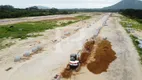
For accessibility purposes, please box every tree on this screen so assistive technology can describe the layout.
[0,5,14,10]
[60,10,69,14]
[26,6,39,10]
[49,8,59,14]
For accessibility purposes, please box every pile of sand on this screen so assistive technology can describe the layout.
[61,39,116,78]
[61,68,72,78]
[80,40,95,65]
[84,40,95,52]
[87,40,116,74]
[80,51,90,65]
[61,40,95,78]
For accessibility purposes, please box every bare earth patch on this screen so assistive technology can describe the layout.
[61,39,96,79]
[49,17,77,21]
[87,40,117,74]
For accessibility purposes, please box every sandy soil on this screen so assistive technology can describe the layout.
[132,30,142,38]
[63,13,142,80]
[0,14,81,25]
[0,13,103,80]
[0,13,142,80]
[96,13,142,80]
[7,14,108,80]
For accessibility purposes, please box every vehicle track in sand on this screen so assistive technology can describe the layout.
[97,13,142,80]
[68,13,142,80]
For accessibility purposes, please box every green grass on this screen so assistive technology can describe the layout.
[120,16,142,63]
[0,15,91,50]
[120,16,142,30]
[0,21,58,39]
[75,15,91,20]
[130,35,142,63]
[60,15,91,26]
[0,15,91,39]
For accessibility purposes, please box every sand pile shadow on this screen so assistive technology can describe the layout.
[87,40,116,74]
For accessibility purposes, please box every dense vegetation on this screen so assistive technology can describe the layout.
[120,9,142,23]
[0,5,75,19]
[130,35,142,63]
[0,5,123,19]
[120,9,142,30]
[120,9,142,19]
[62,8,119,12]
[120,16,142,30]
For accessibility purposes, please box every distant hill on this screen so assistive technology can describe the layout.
[26,6,49,10]
[36,6,49,9]
[103,0,142,9]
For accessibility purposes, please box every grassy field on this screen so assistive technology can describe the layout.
[0,15,90,39]
[0,21,57,39]
[120,16,142,63]
[0,15,91,50]
[75,15,91,20]
[120,16,142,30]
[130,35,142,63]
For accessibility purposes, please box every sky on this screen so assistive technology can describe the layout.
[0,0,122,9]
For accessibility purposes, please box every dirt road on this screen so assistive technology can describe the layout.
[0,14,81,25]
[0,13,142,80]
[7,14,109,80]
[0,13,103,80]
[98,14,142,80]
[74,14,142,80]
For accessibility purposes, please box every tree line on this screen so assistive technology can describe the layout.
[120,9,142,23]
[120,9,142,19]
[0,5,74,19]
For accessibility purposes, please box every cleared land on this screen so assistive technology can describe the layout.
[0,14,80,25]
[0,15,90,50]
[120,16,142,63]
[0,13,142,80]
[0,12,102,80]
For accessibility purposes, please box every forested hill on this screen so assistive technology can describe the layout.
[103,0,142,9]
[120,9,142,23]
[0,5,74,19]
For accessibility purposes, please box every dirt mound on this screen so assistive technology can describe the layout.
[87,40,116,74]
[80,51,90,65]
[84,40,95,52]
[61,40,95,78]
[80,40,95,65]
[61,66,73,78]
[61,70,72,79]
